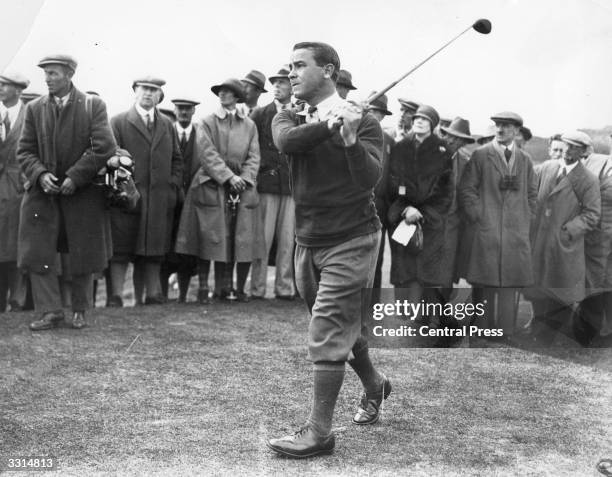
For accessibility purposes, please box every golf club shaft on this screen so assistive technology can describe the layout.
[366,24,474,104]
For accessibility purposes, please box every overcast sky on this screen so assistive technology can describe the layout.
[3,0,612,136]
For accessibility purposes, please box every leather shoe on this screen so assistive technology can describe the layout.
[144,294,166,305]
[29,311,65,331]
[352,375,392,425]
[236,291,250,303]
[197,289,212,305]
[71,311,86,329]
[106,295,123,308]
[275,294,295,301]
[267,426,334,458]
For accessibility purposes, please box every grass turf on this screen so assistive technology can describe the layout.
[1,298,611,476]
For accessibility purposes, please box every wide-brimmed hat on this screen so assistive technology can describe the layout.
[366,91,392,116]
[37,54,78,72]
[440,117,475,143]
[211,78,246,103]
[490,111,523,127]
[0,72,30,89]
[519,126,532,141]
[476,124,497,145]
[561,130,592,148]
[336,69,356,90]
[241,70,267,92]
[412,105,440,129]
[268,67,290,83]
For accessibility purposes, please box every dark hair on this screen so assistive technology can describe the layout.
[519,126,532,141]
[293,42,341,82]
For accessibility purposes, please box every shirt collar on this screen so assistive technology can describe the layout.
[175,122,193,136]
[135,103,155,118]
[560,160,579,174]
[274,99,291,113]
[494,139,514,151]
[308,91,345,121]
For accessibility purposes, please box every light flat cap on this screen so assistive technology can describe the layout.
[171,98,200,107]
[37,54,78,71]
[561,130,592,148]
[398,98,420,113]
[490,111,523,127]
[132,76,166,90]
[0,72,30,89]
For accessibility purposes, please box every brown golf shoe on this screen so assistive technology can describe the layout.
[267,426,335,458]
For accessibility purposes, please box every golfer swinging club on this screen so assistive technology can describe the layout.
[268,41,390,458]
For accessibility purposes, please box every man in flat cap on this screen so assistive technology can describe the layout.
[528,131,600,345]
[0,72,30,312]
[159,97,201,303]
[574,139,612,346]
[240,70,267,116]
[459,111,537,342]
[17,55,117,330]
[335,69,356,100]
[250,67,296,300]
[395,98,419,141]
[108,77,182,306]
[268,41,389,458]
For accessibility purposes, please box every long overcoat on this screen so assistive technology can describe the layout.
[458,141,537,287]
[175,107,261,262]
[17,87,116,275]
[581,154,612,291]
[0,101,26,262]
[530,160,601,304]
[385,133,453,286]
[110,106,183,257]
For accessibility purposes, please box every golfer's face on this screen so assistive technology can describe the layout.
[136,86,161,110]
[289,49,326,102]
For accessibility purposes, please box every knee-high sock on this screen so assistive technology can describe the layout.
[198,259,211,291]
[110,262,128,298]
[348,343,383,396]
[307,362,345,436]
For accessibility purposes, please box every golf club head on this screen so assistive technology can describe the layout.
[473,18,492,34]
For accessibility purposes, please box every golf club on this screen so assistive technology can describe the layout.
[366,19,492,104]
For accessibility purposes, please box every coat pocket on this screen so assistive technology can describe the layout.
[196,180,220,207]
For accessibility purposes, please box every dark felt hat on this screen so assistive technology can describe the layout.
[440,117,475,143]
[241,70,267,92]
[412,104,440,129]
[336,69,356,90]
[268,67,290,83]
[366,91,392,116]
[211,78,246,103]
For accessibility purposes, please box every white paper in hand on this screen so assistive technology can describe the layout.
[391,221,417,246]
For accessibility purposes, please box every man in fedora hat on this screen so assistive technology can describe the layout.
[0,72,30,312]
[529,131,600,345]
[436,117,475,345]
[240,69,267,116]
[268,41,390,458]
[366,91,393,306]
[108,76,183,307]
[335,69,356,100]
[18,55,117,330]
[159,97,201,303]
[395,98,419,141]
[459,111,537,342]
[250,67,296,300]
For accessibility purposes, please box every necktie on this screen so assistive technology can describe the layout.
[55,97,63,118]
[146,114,152,131]
[180,131,187,151]
[3,113,10,135]
[556,167,566,185]
[504,147,512,163]
[307,105,318,122]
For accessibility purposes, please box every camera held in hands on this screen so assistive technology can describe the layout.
[94,149,140,210]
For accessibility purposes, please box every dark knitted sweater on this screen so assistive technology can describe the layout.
[272,109,382,247]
